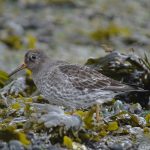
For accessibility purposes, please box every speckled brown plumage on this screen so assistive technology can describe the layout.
[10,49,134,109]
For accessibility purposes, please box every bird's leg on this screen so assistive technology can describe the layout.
[96,103,100,122]
[96,103,103,123]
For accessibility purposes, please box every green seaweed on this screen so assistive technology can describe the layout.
[1,35,22,49]
[107,121,119,131]
[90,23,131,41]
[63,135,73,149]
[145,114,150,127]
[0,126,30,145]
[26,34,37,49]
[0,70,9,87]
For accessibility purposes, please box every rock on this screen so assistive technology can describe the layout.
[9,140,24,150]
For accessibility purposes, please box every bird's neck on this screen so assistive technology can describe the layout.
[31,57,48,74]
[32,59,55,75]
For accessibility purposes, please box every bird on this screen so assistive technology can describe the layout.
[9,49,135,120]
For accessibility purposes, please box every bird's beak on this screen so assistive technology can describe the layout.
[9,63,27,77]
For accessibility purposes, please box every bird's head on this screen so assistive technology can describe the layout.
[9,49,48,77]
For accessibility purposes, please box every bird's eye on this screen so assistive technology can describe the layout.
[30,54,37,61]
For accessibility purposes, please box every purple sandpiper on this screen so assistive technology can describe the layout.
[9,49,134,114]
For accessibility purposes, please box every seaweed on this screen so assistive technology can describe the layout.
[0,51,150,149]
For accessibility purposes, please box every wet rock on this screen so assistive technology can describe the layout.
[30,104,82,130]
[37,105,82,130]
[26,132,65,150]
[129,127,144,137]
[137,137,150,150]
[5,21,24,36]
[109,143,123,150]
[9,140,24,150]
[113,100,124,114]
[72,142,87,150]
[0,77,26,105]
[131,114,146,127]
[129,103,142,114]
[0,141,9,150]
[0,1,150,149]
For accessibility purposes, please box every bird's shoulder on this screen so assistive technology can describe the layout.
[57,63,126,91]
[58,64,105,79]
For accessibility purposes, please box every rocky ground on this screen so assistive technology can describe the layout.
[0,0,150,71]
[0,0,150,150]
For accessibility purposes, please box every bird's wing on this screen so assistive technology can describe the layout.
[59,64,131,92]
